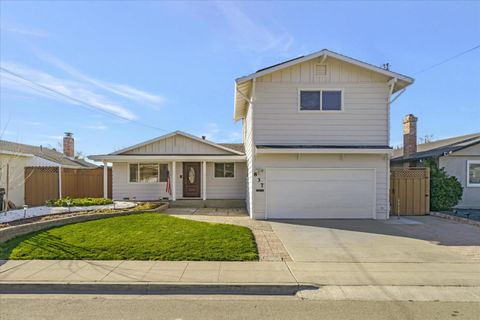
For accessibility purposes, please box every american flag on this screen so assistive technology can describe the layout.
[166,170,171,195]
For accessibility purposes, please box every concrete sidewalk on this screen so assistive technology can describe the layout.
[1,260,479,287]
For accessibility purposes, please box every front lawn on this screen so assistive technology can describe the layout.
[0,213,258,261]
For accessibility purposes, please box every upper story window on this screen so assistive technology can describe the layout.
[467,160,480,187]
[299,90,342,111]
[129,163,168,183]
[214,163,235,178]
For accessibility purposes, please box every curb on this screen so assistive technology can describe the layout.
[0,282,318,295]
[430,211,480,228]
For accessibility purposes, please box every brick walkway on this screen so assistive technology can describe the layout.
[165,208,292,261]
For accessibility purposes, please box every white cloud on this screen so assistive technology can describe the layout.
[1,24,50,37]
[213,2,294,55]
[37,52,165,109]
[0,62,137,120]
[202,122,221,140]
[83,124,108,130]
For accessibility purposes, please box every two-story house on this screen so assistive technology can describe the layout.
[90,49,414,220]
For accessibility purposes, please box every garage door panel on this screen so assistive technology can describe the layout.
[266,168,375,219]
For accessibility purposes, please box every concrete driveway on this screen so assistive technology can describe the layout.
[270,216,480,263]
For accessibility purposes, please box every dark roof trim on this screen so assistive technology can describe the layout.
[392,140,480,162]
[257,145,392,149]
[256,56,305,73]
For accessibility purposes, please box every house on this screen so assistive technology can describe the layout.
[90,49,414,220]
[0,132,95,208]
[392,115,480,209]
[89,131,247,205]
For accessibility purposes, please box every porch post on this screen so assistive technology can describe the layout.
[172,161,176,201]
[202,161,207,201]
[58,166,62,199]
[103,161,108,199]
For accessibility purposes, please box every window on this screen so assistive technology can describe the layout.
[299,90,342,111]
[129,163,168,183]
[214,163,235,178]
[467,160,480,187]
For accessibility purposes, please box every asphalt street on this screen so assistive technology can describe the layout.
[1,294,479,320]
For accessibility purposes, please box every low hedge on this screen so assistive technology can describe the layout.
[47,197,114,207]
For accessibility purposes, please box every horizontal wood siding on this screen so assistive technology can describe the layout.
[112,162,169,201]
[123,135,231,155]
[254,57,390,146]
[205,162,246,199]
[112,161,246,201]
[252,154,389,220]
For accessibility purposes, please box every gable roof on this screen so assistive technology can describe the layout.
[0,140,96,168]
[111,131,244,156]
[392,133,480,162]
[234,49,415,121]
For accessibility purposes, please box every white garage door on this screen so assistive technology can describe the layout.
[266,168,376,219]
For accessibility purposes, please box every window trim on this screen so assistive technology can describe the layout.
[467,160,480,188]
[298,88,344,112]
[128,163,168,184]
[213,162,236,179]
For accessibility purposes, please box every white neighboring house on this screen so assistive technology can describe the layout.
[90,49,414,220]
[0,134,96,208]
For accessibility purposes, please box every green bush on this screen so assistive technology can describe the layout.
[47,197,113,207]
[424,160,463,211]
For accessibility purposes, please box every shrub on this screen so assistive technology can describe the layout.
[47,197,114,207]
[424,160,463,211]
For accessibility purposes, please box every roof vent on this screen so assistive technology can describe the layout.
[202,136,206,140]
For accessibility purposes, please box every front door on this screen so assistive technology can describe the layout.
[183,162,201,197]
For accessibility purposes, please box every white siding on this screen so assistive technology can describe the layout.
[0,154,29,207]
[112,162,169,201]
[123,135,231,155]
[206,162,246,199]
[254,57,390,146]
[251,153,389,220]
[112,161,246,201]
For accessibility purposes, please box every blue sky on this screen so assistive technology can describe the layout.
[1,1,479,157]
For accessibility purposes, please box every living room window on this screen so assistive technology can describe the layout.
[214,163,235,178]
[299,89,342,111]
[467,160,480,187]
[129,163,168,183]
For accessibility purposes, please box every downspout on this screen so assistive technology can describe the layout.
[386,78,397,219]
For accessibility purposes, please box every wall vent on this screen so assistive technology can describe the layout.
[314,64,327,76]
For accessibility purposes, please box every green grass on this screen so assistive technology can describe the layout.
[47,197,114,207]
[0,213,258,261]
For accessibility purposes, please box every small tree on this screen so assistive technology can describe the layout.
[423,159,463,211]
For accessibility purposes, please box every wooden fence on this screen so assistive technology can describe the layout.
[390,167,430,216]
[24,167,112,206]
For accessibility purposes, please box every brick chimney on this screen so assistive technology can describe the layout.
[63,132,74,158]
[403,114,417,157]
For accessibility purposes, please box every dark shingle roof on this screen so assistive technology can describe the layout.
[0,140,97,168]
[392,133,480,162]
[218,143,245,154]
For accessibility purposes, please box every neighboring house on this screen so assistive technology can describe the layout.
[0,133,95,207]
[91,49,414,220]
[391,115,480,209]
[89,131,247,203]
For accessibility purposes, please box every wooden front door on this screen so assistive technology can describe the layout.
[183,162,201,197]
